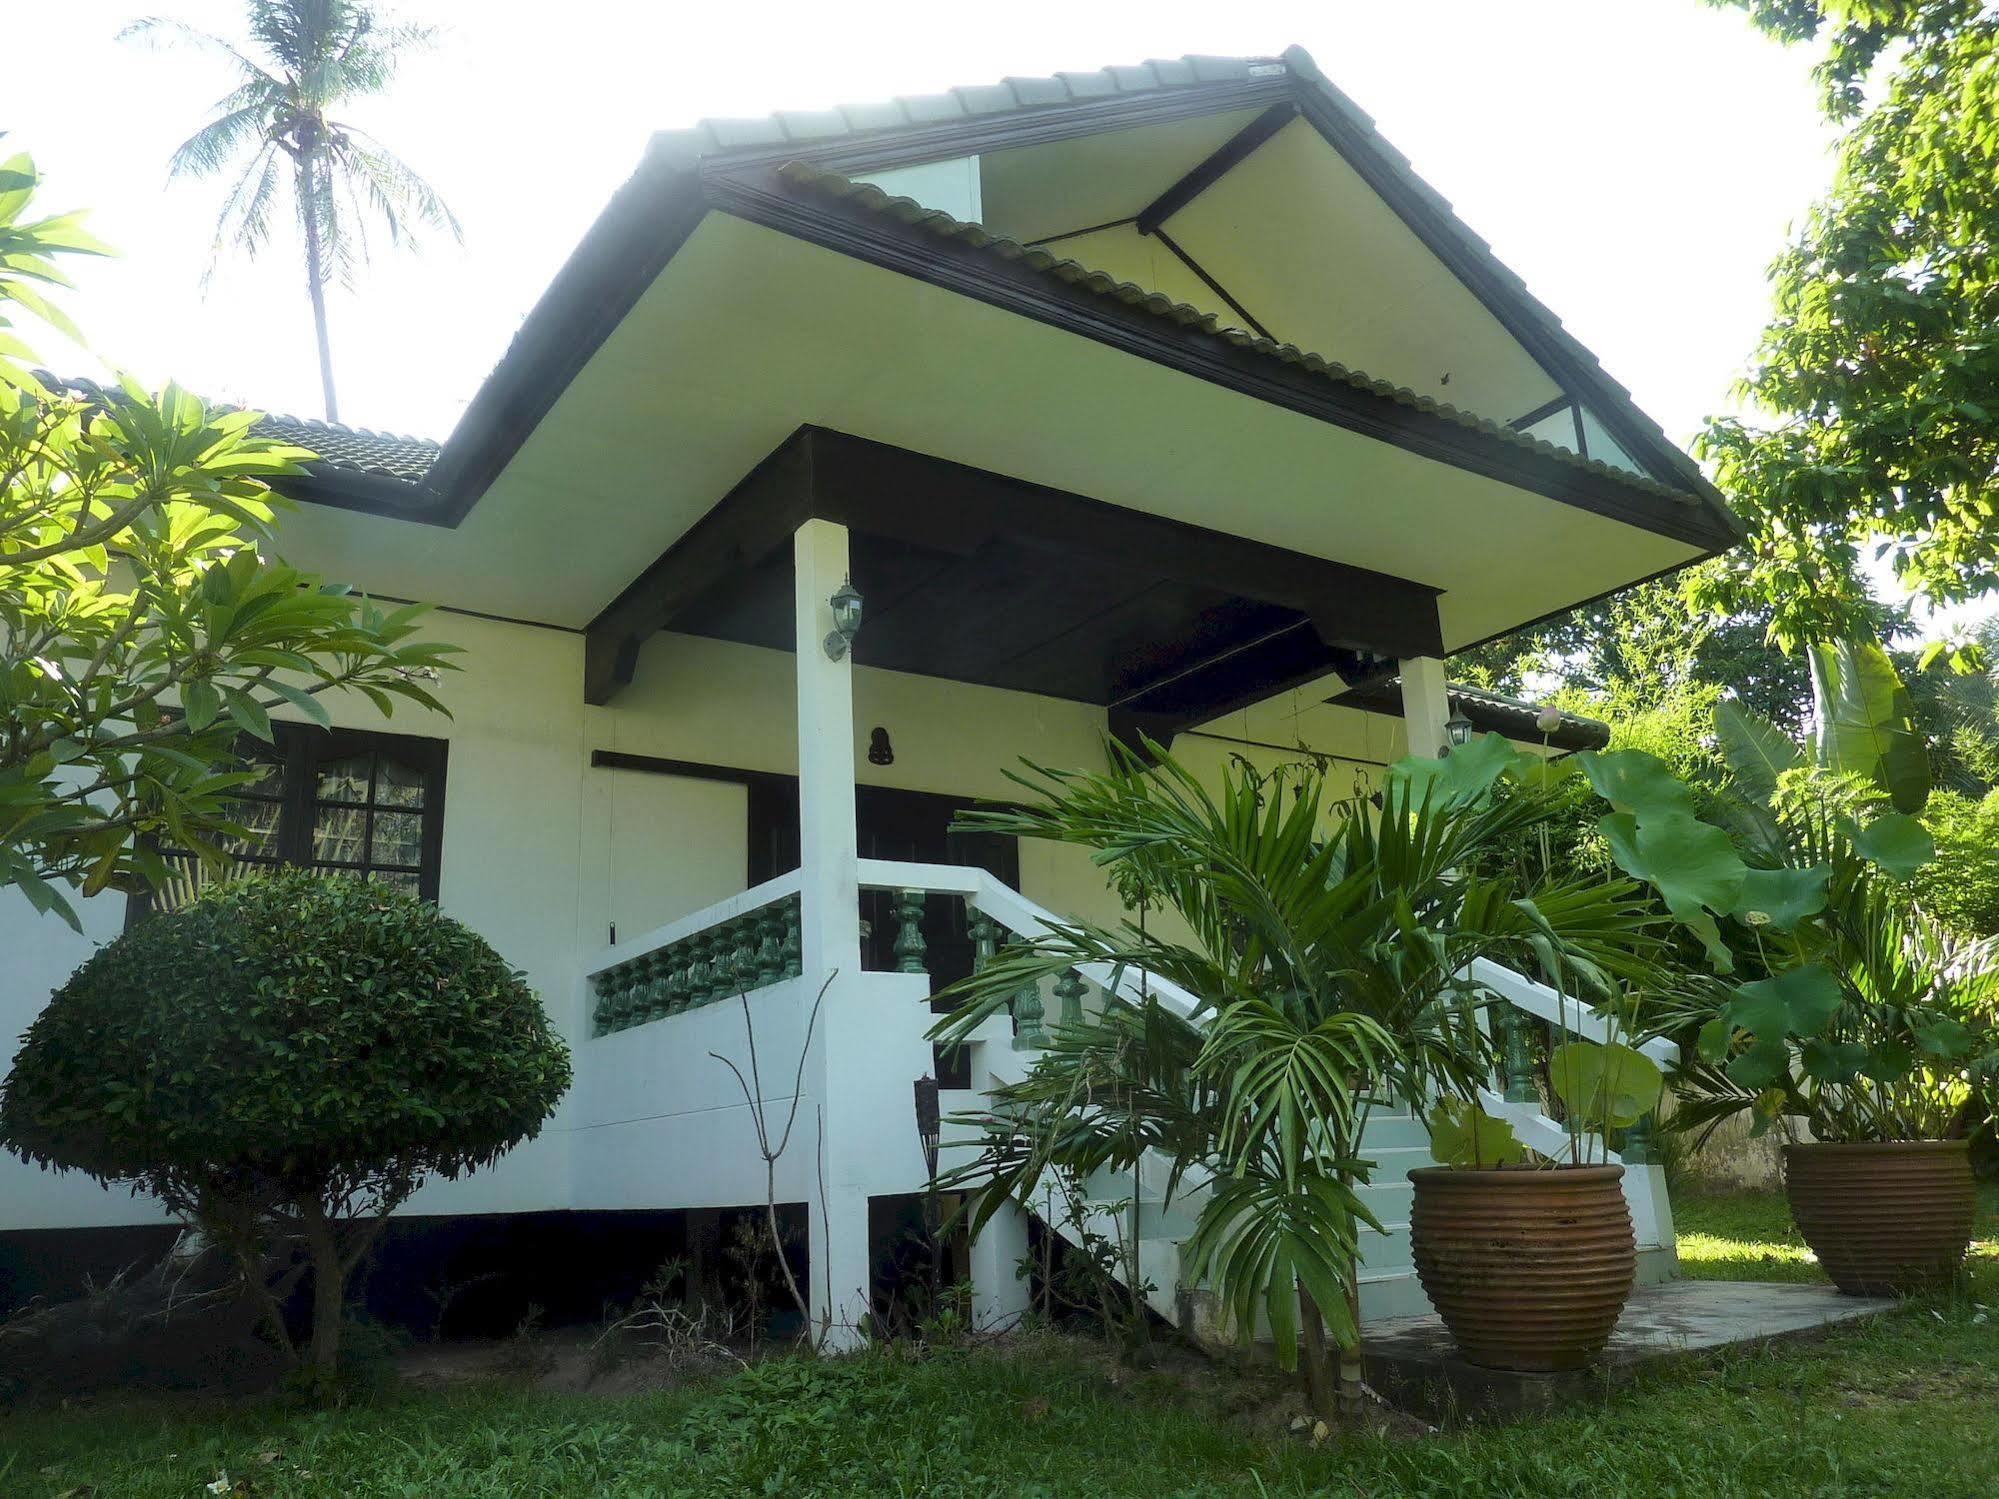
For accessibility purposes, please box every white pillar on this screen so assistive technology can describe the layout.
[965,1033,1032,1331]
[794,518,871,1350]
[794,517,862,983]
[1398,655,1451,759]
[968,1200,1032,1331]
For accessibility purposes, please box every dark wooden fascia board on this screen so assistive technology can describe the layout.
[269,468,454,525]
[1507,393,1575,432]
[421,158,715,526]
[1135,101,1296,234]
[706,169,1737,553]
[1286,79,1739,535]
[583,435,817,703]
[685,76,1297,179]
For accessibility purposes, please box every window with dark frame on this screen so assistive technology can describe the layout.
[133,722,448,920]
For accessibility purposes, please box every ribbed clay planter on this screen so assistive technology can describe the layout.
[1408,1164,1635,1373]
[1783,1140,1976,1296]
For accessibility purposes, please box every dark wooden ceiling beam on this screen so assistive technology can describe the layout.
[1135,102,1296,235]
[583,426,1444,706]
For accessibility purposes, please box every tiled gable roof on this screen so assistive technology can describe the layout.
[776,162,1699,510]
[650,54,1287,163]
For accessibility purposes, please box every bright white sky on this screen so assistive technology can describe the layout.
[11,0,1835,451]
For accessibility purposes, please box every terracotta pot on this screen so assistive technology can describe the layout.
[1783,1140,1976,1296]
[1408,1164,1635,1373]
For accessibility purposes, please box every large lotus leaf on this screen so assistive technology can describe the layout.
[1600,810,1745,971]
[1389,731,1517,810]
[1727,864,1831,931]
[1801,1037,1869,1084]
[1426,1094,1529,1168]
[1697,1015,1734,1064]
[1505,748,1583,797]
[1727,1037,1793,1091]
[1809,637,1930,814]
[1909,1012,1973,1060]
[1714,699,1802,808]
[1578,748,1698,818]
[1852,813,1935,879]
[1549,1041,1664,1131]
[1860,1036,1916,1083]
[1722,962,1843,1044]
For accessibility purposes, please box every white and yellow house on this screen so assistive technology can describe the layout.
[1,48,1728,1340]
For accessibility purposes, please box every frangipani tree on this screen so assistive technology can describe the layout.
[0,152,456,925]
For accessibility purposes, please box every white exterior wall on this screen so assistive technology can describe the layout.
[0,613,1417,1233]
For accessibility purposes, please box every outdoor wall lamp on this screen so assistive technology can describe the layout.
[824,577,863,660]
[1442,705,1474,755]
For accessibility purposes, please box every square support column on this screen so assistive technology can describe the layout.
[1398,655,1451,760]
[793,518,870,1350]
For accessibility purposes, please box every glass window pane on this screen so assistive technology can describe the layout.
[237,759,286,800]
[316,754,374,806]
[225,797,284,859]
[376,757,426,809]
[369,868,420,894]
[370,810,424,868]
[313,803,370,864]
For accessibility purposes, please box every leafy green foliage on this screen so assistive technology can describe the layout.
[125,2,460,419]
[1913,789,1999,935]
[932,739,1661,1382]
[1696,3,1999,649]
[1809,638,1931,813]
[0,869,570,1372]
[1425,1095,1528,1169]
[5,1192,1999,1499]
[1548,1042,1664,1132]
[0,154,457,925]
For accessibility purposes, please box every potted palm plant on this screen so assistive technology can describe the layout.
[930,734,1661,1416]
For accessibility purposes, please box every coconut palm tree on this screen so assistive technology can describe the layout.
[125,2,460,421]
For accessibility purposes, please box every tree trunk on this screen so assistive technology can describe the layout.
[296,150,339,422]
[299,1200,345,1378]
[1338,1274,1364,1418]
[1297,1277,1336,1424]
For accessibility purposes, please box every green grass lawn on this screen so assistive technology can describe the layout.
[5,1190,1998,1499]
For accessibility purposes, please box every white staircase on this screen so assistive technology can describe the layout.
[880,859,1678,1332]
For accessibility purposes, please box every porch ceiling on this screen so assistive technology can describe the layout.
[276,213,1713,656]
[585,426,1422,721]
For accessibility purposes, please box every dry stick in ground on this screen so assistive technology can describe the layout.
[710,971,835,1350]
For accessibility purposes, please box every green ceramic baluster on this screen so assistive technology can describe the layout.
[756,905,784,987]
[1622,1110,1655,1165]
[969,909,996,974]
[1053,968,1085,1029]
[685,931,712,1009]
[1013,972,1045,1051]
[1497,1005,1539,1104]
[894,889,928,975]
[783,896,803,980]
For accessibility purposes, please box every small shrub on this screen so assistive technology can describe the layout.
[0,869,571,1381]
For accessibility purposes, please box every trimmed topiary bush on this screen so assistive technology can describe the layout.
[0,868,571,1379]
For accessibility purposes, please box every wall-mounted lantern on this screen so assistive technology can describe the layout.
[868,727,894,766]
[823,577,864,660]
[1442,705,1474,755]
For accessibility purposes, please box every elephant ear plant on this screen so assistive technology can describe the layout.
[928,735,1657,1419]
[1611,692,1999,1294]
